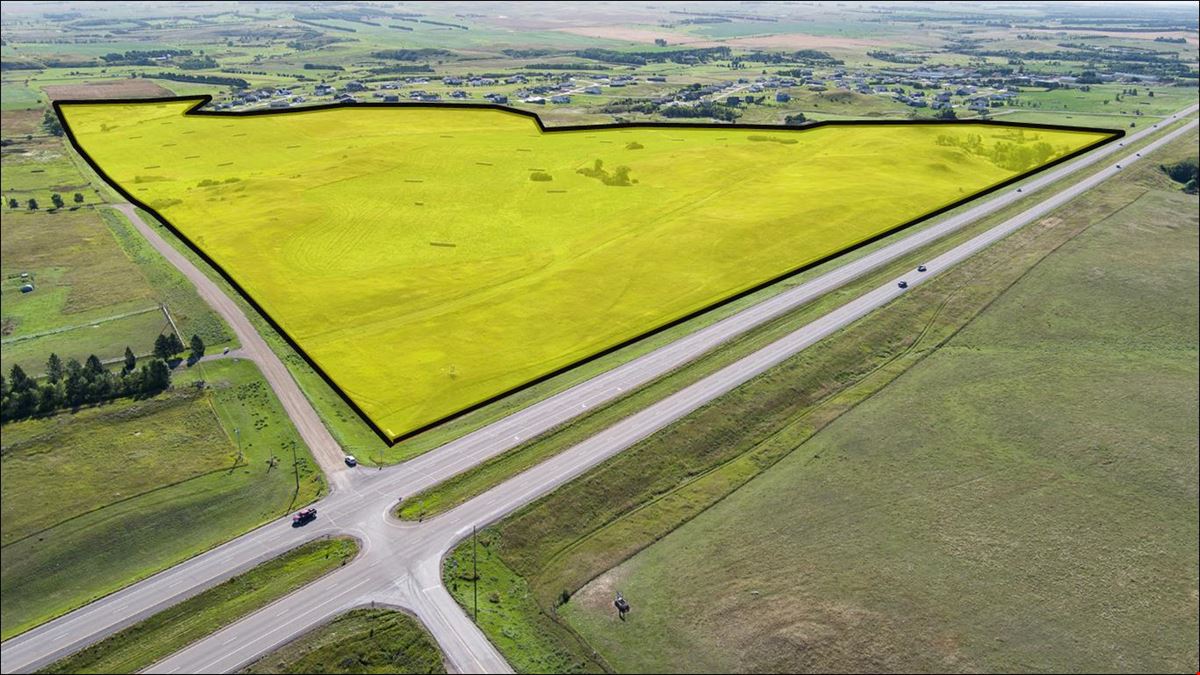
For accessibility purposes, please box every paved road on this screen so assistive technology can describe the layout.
[109,203,351,487]
[3,108,1194,675]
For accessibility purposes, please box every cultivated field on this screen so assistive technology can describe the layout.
[58,100,1114,441]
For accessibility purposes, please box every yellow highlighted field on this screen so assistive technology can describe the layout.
[58,100,1114,441]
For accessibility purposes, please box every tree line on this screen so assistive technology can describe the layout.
[0,332,205,423]
[8,191,85,211]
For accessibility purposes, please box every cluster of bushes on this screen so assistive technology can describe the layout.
[0,333,204,423]
[935,132,1063,172]
[577,159,635,186]
[662,101,741,122]
[7,192,85,211]
[1160,158,1198,193]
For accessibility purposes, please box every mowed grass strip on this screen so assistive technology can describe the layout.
[59,101,1114,440]
[1,359,326,640]
[240,608,445,674]
[39,537,359,675]
[446,131,1200,673]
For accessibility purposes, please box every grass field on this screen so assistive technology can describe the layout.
[0,205,232,370]
[41,537,358,674]
[58,100,1114,441]
[240,608,445,674]
[445,129,1199,672]
[0,358,325,640]
[557,138,1199,672]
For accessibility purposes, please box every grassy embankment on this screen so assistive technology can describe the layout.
[40,537,358,674]
[240,608,445,675]
[443,130,1199,672]
[1,358,325,640]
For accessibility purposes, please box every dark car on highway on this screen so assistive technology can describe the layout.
[292,507,317,526]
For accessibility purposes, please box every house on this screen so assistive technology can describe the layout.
[314,84,334,96]
[383,94,400,102]
[486,93,508,104]
[344,81,367,92]
[775,91,791,103]
[269,100,289,108]
[584,86,602,95]
[727,95,742,106]
[551,95,571,104]
[450,90,469,99]
[525,96,546,105]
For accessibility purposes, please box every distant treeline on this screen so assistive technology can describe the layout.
[394,17,469,30]
[100,49,192,65]
[574,46,732,65]
[867,50,926,64]
[739,49,842,65]
[368,64,435,74]
[524,63,611,71]
[145,72,250,88]
[303,63,345,71]
[371,48,451,61]
[294,18,356,33]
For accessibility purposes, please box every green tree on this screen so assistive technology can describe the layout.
[153,334,173,360]
[27,198,38,211]
[7,198,17,209]
[123,346,137,374]
[84,354,105,377]
[141,359,172,392]
[8,364,33,393]
[50,193,65,209]
[189,334,206,360]
[73,192,84,204]
[167,332,185,355]
[46,353,64,383]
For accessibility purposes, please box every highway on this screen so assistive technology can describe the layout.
[2,106,1194,674]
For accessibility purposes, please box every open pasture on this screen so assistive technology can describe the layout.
[58,99,1115,441]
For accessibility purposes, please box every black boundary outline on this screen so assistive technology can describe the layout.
[54,94,1123,445]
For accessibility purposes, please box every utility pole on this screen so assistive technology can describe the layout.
[291,440,299,493]
[234,427,241,465]
[473,525,478,622]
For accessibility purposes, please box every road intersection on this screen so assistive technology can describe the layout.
[2,106,1194,674]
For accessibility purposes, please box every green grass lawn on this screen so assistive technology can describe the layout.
[447,130,1199,672]
[40,537,358,674]
[0,386,232,546]
[0,307,168,375]
[0,205,231,352]
[239,608,445,674]
[558,137,1199,672]
[0,358,325,640]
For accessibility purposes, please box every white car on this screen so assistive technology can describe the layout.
[344,455,358,467]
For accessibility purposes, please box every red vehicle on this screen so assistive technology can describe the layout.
[292,507,317,526]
